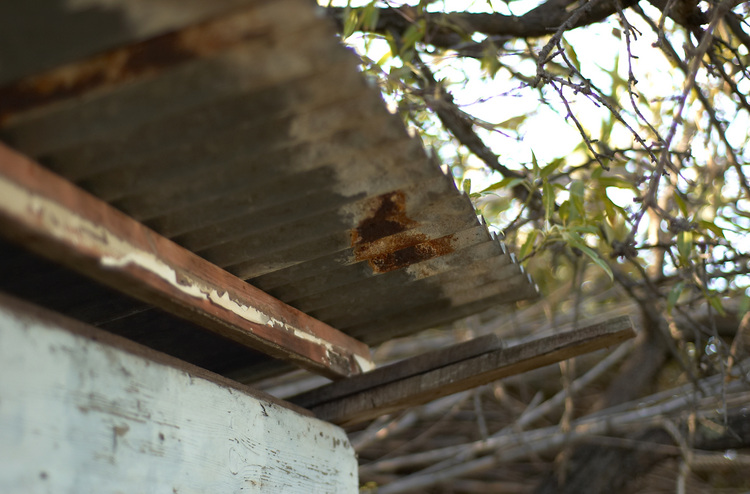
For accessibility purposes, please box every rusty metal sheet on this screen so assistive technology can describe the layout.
[0,0,537,378]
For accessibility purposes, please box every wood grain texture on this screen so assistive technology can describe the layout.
[303,316,635,425]
[0,292,358,493]
[0,142,373,378]
[292,334,503,408]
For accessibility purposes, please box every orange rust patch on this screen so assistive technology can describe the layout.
[368,235,456,273]
[351,191,416,245]
[0,11,271,124]
[351,191,456,273]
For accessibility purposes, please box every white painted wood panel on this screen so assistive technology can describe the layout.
[0,295,357,493]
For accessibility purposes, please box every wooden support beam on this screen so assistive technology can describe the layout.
[292,316,636,425]
[0,142,373,378]
[0,292,358,492]
[292,333,503,409]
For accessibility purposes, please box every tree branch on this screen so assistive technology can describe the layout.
[325,0,639,49]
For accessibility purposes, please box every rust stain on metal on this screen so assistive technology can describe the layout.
[351,191,416,245]
[0,10,272,124]
[351,191,456,273]
[368,235,456,273]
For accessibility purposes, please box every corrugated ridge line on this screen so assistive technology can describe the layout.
[195,173,470,267]
[346,276,538,343]
[314,248,523,329]
[280,231,500,314]
[143,133,418,238]
[175,173,455,252]
[264,225,492,301]
[59,61,372,195]
[74,82,385,202]
[301,247,520,325]
[39,54,367,183]
[0,0,328,153]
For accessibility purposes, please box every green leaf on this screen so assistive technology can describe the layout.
[570,180,585,220]
[562,38,581,72]
[597,176,633,189]
[462,178,472,195]
[519,229,539,260]
[698,219,725,239]
[674,193,689,218]
[342,9,359,38]
[361,2,380,30]
[677,231,693,262]
[400,20,426,53]
[707,295,726,316]
[599,220,615,244]
[496,115,526,131]
[600,190,617,224]
[569,224,599,235]
[543,180,555,225]
[385,32,399,58]
[480,41,501,78]
[540,158,564,180]
[600,115,615,143]
[563,231,614,282]
[531,151,540,176]
[558,200,570,224]
[739,295,750,319]
[666,282,685,314]
[481,176,524,193]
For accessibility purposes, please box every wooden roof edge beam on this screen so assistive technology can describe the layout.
[298,315,636,425]
[0,142,373,379]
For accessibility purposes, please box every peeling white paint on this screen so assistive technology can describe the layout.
[354,353,375,373]
[0,176,357,368]
[0,298,358,492]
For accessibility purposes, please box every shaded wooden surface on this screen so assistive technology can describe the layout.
[0,292,358,493]
[293,333,503,408]
[295,316,635,425]
[0,142,372,378]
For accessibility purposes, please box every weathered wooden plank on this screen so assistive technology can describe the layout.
[0,293,358,493]
[0,142,373,378]
[298,316,636,425]
[293,334,503,409]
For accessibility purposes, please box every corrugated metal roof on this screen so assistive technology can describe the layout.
[0,0,536,378]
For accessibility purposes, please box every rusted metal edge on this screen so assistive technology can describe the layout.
[0,142,373,379]
[0,0,321,126]
[302,316,636,425]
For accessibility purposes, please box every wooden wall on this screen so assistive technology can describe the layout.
[0,293,357,493]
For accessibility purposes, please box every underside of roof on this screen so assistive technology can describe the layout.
[0,0,537,382]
